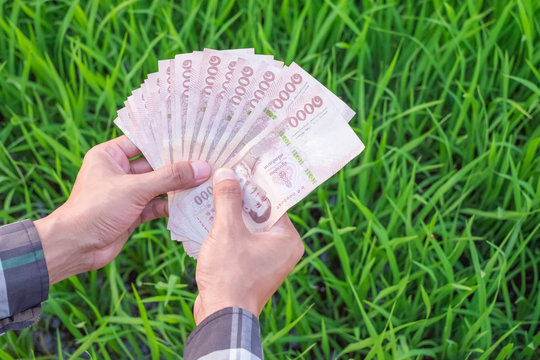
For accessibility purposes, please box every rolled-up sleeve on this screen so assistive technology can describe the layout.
[0,220,49,334]
[184,307,263,359]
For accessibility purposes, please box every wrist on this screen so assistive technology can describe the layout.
[196,296,260,325]
[34,211,90,285]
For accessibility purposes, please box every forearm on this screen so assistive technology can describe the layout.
[0,220,49,333]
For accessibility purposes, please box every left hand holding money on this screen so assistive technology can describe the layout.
[34,136,211,284]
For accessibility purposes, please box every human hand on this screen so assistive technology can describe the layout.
[34,136,211,285]
[193,168,304,324]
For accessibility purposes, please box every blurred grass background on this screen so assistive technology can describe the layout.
[1,0,539,358]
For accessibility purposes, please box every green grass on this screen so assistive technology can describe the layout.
[1,0,539,358]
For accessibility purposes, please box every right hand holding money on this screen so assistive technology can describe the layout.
[193,168,304,324]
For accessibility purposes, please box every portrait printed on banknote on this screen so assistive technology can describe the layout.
[233,144,273,224]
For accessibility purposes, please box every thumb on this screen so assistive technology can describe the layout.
[132,160,211,200]
[212,168,246,228]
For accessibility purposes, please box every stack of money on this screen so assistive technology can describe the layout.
[115,48,364,258]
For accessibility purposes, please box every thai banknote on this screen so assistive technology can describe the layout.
[218,62,355,167]
[189,50,236,160]
[124,89,162,168]
[169,50,265,237]
[114,107,161,167]
[168,57,281,231]
[184,49,256,160]
[186,49,250,159]
[168,86,363,243]
[209,61,285,166]
[115,49,362,257]
[158,59,174,163]
[141,73,168,164]
[170,53,194,161]
[180,51,204,159]
[199,55,276,163]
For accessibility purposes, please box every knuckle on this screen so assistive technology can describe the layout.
[83,145,100,162]
[214,181,242,199]
[294,240,305,261]
[83,143,111,165]
[170,163,194,185]
[128,160,137,175]
[147,200,167,220]
[150,201,161,219]
[159,201,169,216]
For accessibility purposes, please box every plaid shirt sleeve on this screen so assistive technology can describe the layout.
[0,220,49,334]
[184,307,264,360]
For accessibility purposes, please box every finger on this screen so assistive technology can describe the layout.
[271,213,296,233]
[270,213,304,260]
[139,198,169,223]
[84,136,141,165]
[193,296,204,325]
[129,157,153,174]
[132,160,211,200]
[108,135,142,159]
[212,168,247,229]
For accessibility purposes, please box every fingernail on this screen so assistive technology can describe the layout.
[213,168,237,184]
[190,161,212,180]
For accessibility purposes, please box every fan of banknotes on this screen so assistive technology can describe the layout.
[115,48,364,258]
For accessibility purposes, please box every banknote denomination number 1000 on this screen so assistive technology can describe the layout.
[202,56,221,95]
[287,96,323,127]
[193,186,214,206]
[272,73,303,109]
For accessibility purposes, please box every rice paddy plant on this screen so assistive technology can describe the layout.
[0,0,539,358]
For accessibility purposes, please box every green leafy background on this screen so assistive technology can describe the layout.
[0,0,539,359]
